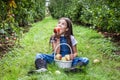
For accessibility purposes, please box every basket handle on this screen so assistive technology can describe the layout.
[54,43,73,60]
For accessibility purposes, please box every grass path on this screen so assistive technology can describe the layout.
[0,17,120,80]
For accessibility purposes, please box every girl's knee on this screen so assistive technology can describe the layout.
[83,57,89,65]
[36,53,43,59]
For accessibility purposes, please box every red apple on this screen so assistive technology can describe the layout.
[54,27,60,33]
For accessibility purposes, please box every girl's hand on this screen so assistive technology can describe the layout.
[70,54,74,60]
[54,33,60,38]
[53,27,61,37]
[52,35,60,54]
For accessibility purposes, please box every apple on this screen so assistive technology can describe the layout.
[13,37,17,40]
[54,27,60,33]
[55,54,62,60]
[0,44,2,47]
[55,70,61,74]
[93,59,100,64]
[11,33,15,36]
[5,37,9,40]
[65,54,71,61]
[61,57,67,61]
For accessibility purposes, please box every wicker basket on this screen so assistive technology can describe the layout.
[54,43,73,69]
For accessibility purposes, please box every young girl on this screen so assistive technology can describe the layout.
[33,17,89,73]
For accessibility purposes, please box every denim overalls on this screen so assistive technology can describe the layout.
[36,36,89,67]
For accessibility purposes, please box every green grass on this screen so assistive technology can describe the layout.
[0,17,120,80]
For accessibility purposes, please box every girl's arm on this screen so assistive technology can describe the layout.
[70,44,78,59]
[51,38,60,54]
[70,35,78,59]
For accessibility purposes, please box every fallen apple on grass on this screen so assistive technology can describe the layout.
[93,59,100,64]
[55,70,61,74]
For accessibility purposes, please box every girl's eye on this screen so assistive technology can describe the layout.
[62,23,67,26]
[62,23,64,25]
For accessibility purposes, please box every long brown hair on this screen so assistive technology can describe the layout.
[59,17,73,51]
[49,17,74,53]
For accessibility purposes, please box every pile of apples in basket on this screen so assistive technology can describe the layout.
[55,54,71,61]
[55,54,72,69]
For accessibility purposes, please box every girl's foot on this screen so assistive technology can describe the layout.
[28,68,47,74]
[64,67,82,73]
[34,68,47,73]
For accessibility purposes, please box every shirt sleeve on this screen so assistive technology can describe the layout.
[70,35,78,46]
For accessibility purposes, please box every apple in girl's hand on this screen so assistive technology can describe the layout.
[54,27,60,33]
[65,54,71,61]
[55,54,62,60]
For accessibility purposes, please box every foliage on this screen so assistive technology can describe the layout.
[14,0,45,26]
[0,0,45,34]
[0,0,45,54]
[0,0,20,54]
[48,0,72,18]
[48,0,120,33]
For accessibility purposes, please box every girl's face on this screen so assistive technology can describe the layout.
[57,19,68,35]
